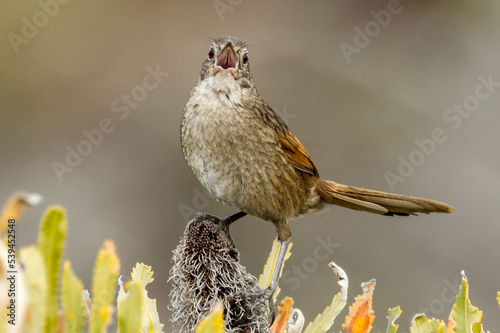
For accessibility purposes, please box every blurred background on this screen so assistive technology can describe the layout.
[2,0,500,330]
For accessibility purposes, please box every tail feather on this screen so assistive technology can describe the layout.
[315,179,455,216]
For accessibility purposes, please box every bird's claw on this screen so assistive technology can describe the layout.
[242,287,277,324]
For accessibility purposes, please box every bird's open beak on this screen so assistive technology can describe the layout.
[215,42,238,75]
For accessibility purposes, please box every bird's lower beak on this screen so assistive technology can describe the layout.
[215,43,238,75]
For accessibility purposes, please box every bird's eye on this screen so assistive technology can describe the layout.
[208,47,215,59]
[242,53,249,64]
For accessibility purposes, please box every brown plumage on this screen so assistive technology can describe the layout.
[278,126,454,217]
[181,36,455,243]
[315,179,454,216]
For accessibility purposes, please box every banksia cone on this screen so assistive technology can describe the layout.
[169,213,270,333]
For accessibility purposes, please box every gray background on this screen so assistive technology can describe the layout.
[2,0,500,331]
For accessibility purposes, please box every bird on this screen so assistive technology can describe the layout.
[180,36,455,308]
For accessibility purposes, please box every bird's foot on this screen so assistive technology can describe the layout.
[241,286,277,324]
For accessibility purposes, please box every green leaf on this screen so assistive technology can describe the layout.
[410,314,431,333]
[303,262,348,333]
[89,240,121,333]
[118,263,164,333]
[497,292,500,310]
[429,318,446,333]
[37,206,67,333]
[117,282,142,333]
[62,261,85,333]
[195,301,224,333]
[450,272,483,333]
[386,306,402,333]
[130,263,164,332]
[20,246,47,333]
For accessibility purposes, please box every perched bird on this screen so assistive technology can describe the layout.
[181,36,455,304]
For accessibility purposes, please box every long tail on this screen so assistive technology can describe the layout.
[315,179,455,216]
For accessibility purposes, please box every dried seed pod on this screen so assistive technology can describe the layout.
[169,213,271,333]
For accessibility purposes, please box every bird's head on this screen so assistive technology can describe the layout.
[199,36,252,85]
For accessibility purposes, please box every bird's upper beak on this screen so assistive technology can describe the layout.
[215,41,238,75]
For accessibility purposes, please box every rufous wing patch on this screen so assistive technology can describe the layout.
[278,129,319,177]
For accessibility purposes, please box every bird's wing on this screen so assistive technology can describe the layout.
[278,129,319,178]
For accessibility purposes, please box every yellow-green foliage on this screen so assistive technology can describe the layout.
[258,239,292,304]
[117,282,142,333]
[303,263,348,333]
[448,273,487,333]
[128,263,164,332]
[37,206,67,333]
[430,318,447,332]
[409,314,431,333]
[62,261,85,333]
[407,314,446,333]
[385,307,401,333]
[89,240,121,333]
[194,302,225,333]
[1,196,498,333]
[117,263,165,332]
[303,289,346,333]
[0,199,163,333]
[20,246,46,333]
[296,270,491,333]
[202,244,496,333]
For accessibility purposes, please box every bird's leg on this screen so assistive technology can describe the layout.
[222,211,247,226]
[264,239,290,296]
[244,239,291,323]
[218,211,247,245]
